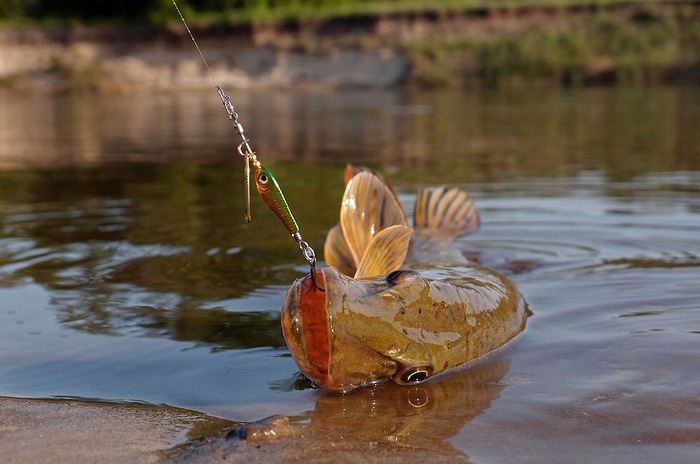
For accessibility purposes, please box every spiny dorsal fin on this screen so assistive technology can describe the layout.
[354,225,413,278]
[324,224,356,277]
[413,186,480,237]
[340,171,407,268]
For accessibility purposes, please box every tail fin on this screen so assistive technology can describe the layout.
[413,186,480,238]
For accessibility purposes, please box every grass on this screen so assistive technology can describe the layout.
[404,5,696,87]
[171,1,673,23]
[0,1,682,27]
[172,1,695,88]
[1,1,696,89]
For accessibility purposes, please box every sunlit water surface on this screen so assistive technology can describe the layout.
[1,87,699,462]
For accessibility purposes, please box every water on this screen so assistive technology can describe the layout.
[1,86,699,462]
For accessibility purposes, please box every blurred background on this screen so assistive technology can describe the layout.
[0,0,698,91]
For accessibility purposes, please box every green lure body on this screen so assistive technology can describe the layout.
[255,166,300,236]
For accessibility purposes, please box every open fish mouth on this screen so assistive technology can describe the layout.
[281,267,402,392]
[280,269,330,388]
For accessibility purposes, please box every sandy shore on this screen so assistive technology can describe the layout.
[1,360,509,462]
[0,396,468,463]
[0,24,409,92]
[0,397,461,463]
[0,397,234,463]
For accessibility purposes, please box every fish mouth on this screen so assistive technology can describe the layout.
[280,268,330,388]
[281,267,402,392]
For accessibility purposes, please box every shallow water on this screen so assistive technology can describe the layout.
[1,86,699,462]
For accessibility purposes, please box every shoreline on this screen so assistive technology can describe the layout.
[1,357,511,462]
[0,2,698,92]
[0,396,236,463]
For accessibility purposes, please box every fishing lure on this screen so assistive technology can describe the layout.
[171,0,321,287]
[238,144,320,286]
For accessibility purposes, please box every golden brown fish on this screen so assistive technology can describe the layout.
[281,169,527,392]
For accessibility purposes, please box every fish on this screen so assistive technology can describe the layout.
[280,168,528,392]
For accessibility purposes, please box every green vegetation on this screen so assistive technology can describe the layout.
[406,5,699,86]
[1,1,696,88]
[0,0,676,24]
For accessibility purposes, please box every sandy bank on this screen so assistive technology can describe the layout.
[0,397,235,463]
[0,22,409,92]
[1,359,510,462]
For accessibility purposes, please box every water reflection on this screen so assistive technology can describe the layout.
[1,87,698,180]
[0,163,335,346]
[0,87,699,462]
[1,149,699,349]
[178,359,510,463]
[305,359,509,458]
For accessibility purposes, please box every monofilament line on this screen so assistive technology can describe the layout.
[170,0,217,84]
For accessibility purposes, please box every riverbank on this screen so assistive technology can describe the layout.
[1,358,511,463]
[0,397,236,463]
[0,1,697,92]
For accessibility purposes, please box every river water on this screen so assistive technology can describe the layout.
[1,86,699,462]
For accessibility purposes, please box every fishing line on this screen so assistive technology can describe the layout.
[168,0,324,290]
[171,0,253,221]
[170,0,217,84]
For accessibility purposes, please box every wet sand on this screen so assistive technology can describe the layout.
[1,360,510,462]
[0,397,234,463]
[0,397,466,463]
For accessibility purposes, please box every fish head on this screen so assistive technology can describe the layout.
[281,265,438,392]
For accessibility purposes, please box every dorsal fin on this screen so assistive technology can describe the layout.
[340,171,407,268]
[413,186,480,237]
[354,225,413,278]
[344,164,404,215]
[324,224,356,277]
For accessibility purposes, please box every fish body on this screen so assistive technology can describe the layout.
[281,169,527,392]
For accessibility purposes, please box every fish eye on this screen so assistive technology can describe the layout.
[404,368,430,383]
[393,366,433,385]
[258,173,269,184]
